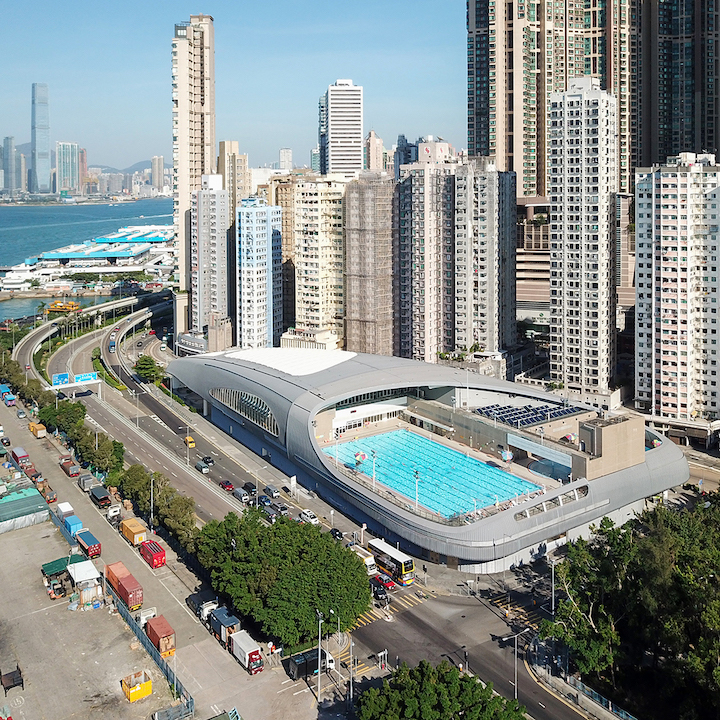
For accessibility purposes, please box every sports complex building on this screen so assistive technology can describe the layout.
[167,349,689,573]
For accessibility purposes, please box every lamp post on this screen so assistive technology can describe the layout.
[414,469,420,511]
[329,608,339,637]
[372,449,376,491]
[349,635,355,705]
[502,627,531,701]
[316,610,324,704]
[551,556,556,616]
[178,425,190,466]
[150,472,154,533]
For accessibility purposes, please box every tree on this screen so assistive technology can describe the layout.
[356,660,526,720]
[196,512,371,647]
[134,355,163,383]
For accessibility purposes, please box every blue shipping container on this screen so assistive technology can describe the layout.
[64,515,83,538]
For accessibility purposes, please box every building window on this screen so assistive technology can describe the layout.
[210,387,279,436]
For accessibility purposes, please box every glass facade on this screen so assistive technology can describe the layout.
[209,387,279,436]
[31,83,51,193]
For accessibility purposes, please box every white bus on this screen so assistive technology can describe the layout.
[349,544,377,575]
[368,538,416,586]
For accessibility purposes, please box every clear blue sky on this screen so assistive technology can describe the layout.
[0,1,467,171]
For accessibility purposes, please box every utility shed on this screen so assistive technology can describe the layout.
[41,554,85,578]
[0,488,48,534]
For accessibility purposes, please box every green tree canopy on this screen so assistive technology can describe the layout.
[134,355,163,382]
[356,660,526,720]
[196,511,371,647]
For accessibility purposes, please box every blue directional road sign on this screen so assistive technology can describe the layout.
[52,373,70,386]
[74,372,98,384]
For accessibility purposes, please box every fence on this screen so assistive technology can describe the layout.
[105,584,194,718]
[49,508,77,547]
[567,676,638,720]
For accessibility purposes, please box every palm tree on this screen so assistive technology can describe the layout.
[36,301,47,327]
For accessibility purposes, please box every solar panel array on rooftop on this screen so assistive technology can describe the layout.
[476,403,579,428]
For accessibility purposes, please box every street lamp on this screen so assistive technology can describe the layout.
[329,608,339,637]
[130,388,146,428]
[414,469,420,511]
[316,610,324,705]
[371,449,376,492]
[502,627,531,701]
[550,556,556,616]
[178,425,191,466]
[349,636,355,705]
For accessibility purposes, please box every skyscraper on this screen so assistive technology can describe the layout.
[152,156,164,190]
[318,79,363,179]
[236,199,283,348]
[310,146,320,173]
[467,0,635,195]
[635,153,720,427]
[344,172,396,355]
[78,148,87,195]
[55,142,80,193]
[548,78,617,407]
[172,14,216,336]
[217,140,250,221]
[31,83,51,193]
[188,175,229,349]
[279,148,292,171]
[363,130,384,171]
[3,137,16,192]
[454,158,517,356]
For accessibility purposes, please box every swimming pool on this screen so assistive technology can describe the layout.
[322,429,541,519]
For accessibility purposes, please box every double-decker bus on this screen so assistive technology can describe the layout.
[367,538,415,585]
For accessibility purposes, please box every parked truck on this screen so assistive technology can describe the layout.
[76,529,101,558]
[105,561,143,611]
[187,590,218,624]
[11,447,30,467]
[106,503,122,527]
[36,480,57,503]
[139,540,166,568]
[90,485,112,509]
[28,422,46,439]
[228,630,264,674]
[287,648,336,681]
[77,474,99,492]
[64,515,83,538]
[60,459,80,477]
[145,615,176,658]
[55,502,74,521]
[120,518,147,546]
[208,607,241,647]
[25,465,43,483]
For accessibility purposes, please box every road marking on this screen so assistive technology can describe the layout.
[293,688,310,696]
[171,472,177,477]
[523,655,586,717]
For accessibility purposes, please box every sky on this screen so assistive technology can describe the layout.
[0,1,467,171]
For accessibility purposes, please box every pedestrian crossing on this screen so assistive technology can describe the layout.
[353,590,429,628]
[487,591,546,630]
[334,645,372,678]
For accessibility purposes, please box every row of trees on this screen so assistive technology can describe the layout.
[356,660,526,720]
[196,511,371,648]
[117,464,198,551]
[540,501,720,719]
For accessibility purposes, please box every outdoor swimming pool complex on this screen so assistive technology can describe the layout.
[322,429,541,519]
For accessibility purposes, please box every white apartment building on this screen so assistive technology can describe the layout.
[188,175,229,339]
[319,80,363,179]
[217,140,250,221]
[396,140,458,362]
[236,199,283,349]
[286,176,347,349]
[548,77,618,408]
[455,157,517,356]
[279,148,292,171]
[635,153,720,437]
[172,14,216,335]
[56,142,80,193]
[151,156,164,190]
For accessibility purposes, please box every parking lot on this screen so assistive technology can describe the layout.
[0,523,173,719]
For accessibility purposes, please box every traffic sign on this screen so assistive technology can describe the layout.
[52,373,70,386]
[74,372,98,384]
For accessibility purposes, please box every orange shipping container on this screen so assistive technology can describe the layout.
[146,615,176,657]
[104,561,131,592]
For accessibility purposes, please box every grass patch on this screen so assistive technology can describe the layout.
[92,351,126,391]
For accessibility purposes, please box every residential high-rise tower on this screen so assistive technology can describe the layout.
[172,14,216,336]
[318,79,363,179]
[31,83,51,193]
[55,142,79,193]
[152,156,164,190]
[3,137,16,192]
[217,140,250,220]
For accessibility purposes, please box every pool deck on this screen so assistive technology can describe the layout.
[323,418,565,518]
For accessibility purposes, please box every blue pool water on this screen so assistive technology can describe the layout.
[323,429,541,519]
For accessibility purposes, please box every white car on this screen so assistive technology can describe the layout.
[299,509,320,525]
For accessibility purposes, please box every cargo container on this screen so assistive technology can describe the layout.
[64,515,83,538]
[104,561,131,590]
[0,385,10,399]
[76,529,101,558]
[56,502,74,521]
[121,670,151,703]
[77,474,98,492]
[228,630,264,674]
[90,485,111,508]
[116,574,143,611]
[120,518,147,546]
[139,540,166,568]
[288,648,336,681]
[11,447,29,466]
[61,460,80,477]
[208,607,241,647]
[4,394,16,407]
[28,422,46,439]
[145,615,176,658]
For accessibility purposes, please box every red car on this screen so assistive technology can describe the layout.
[376,573,397,591]
[149,329,156,335]
[219,480,234,492]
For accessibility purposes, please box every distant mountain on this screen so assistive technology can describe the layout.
[120,160,172,174]
[15,142,55,167]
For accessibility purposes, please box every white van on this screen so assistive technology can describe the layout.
[233,488,250,503]
[195,460,209,474]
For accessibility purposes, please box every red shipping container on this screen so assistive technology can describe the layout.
[105,561,130,592]
[146,615,176,657]
[139,540,166,569]
[116,574,143,611]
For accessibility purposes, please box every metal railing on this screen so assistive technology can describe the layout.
[567,676,638,720]
[106,584,194,718]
